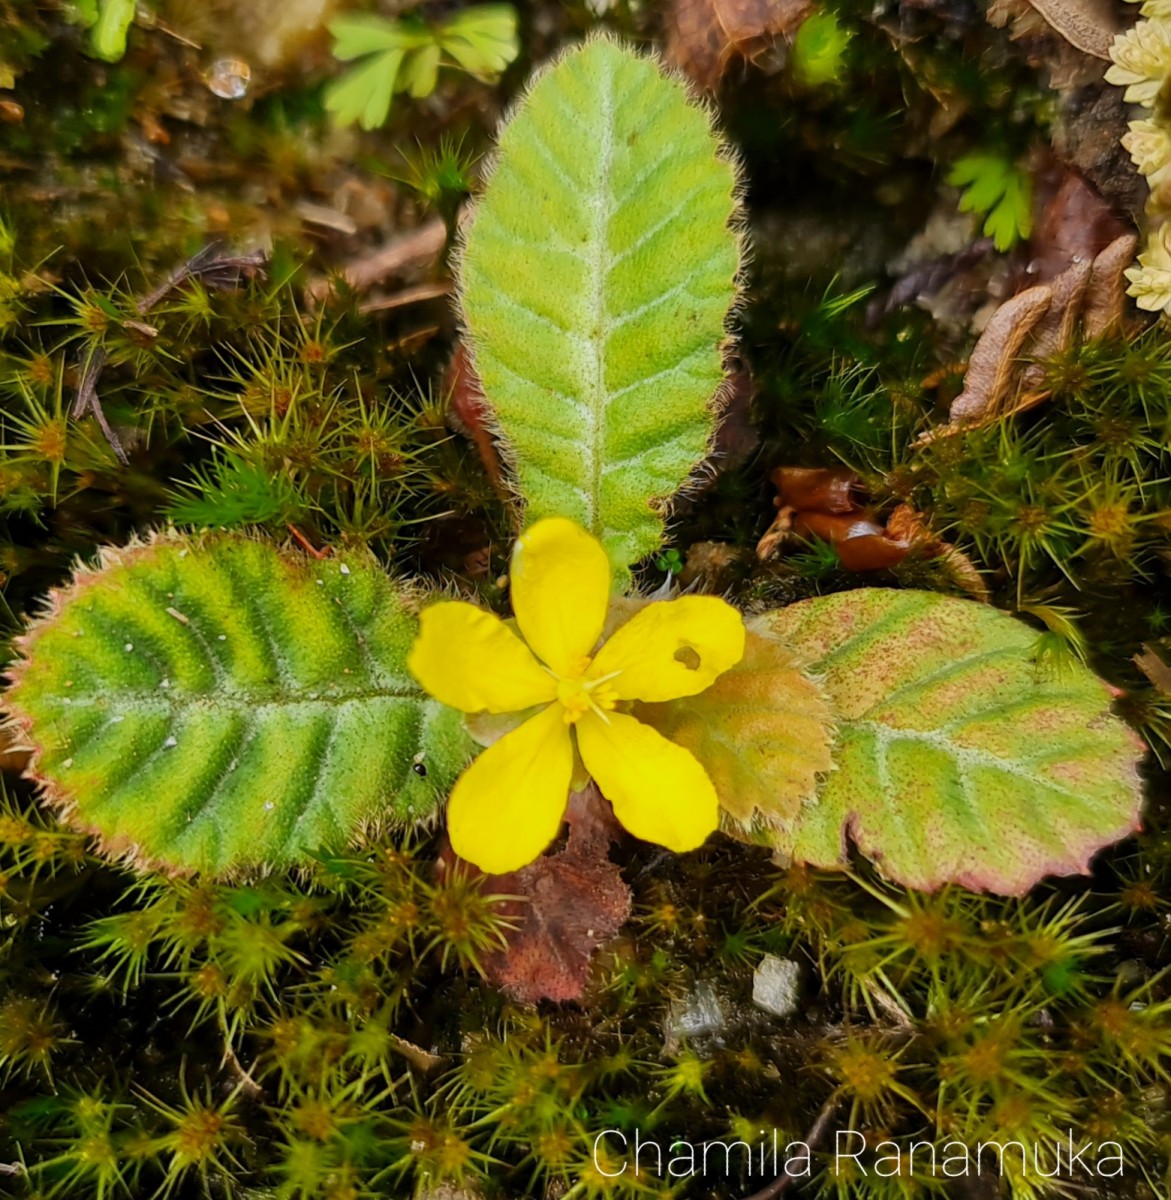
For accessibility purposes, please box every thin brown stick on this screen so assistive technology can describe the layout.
[287,523,329,560]
[359,280,451,314]
[740,1096,840,1200]
[72,245,268,463]
[306,218,448,304]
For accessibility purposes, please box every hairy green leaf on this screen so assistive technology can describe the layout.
[3,534,474,876]
[763,589,1144,894]
[458,39,742,578]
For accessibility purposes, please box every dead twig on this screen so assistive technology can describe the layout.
[72,244,268,464]
[359,280,451,314]
[740,1096,840,1200]
[306,218,448,304]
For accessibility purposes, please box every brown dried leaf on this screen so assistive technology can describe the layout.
[1084,233,1139,340]
[444,341,506,494]
[1030,170,1128,284]
[481,787,632,1005]
[1024,0,1119,59]
[1135,645,1171,695]
[948,285,1051,426]
[1020,259,1091,389]
[665,0,813,89]
[771,466,863,513]
[793,510,913,570]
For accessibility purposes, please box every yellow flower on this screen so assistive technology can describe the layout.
[407,518,746,874]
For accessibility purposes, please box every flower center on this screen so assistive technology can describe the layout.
[555,670,619,725]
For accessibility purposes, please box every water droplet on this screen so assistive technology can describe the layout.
[163,736,178,748]
[205,58,251,101]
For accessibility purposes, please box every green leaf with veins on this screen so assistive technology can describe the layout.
[325,7,518,130]
[457,39,742,581]
[762,589,1144,895]
[948,153,1033,252]
[3,534,474,876]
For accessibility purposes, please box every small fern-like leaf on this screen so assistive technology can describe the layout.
[3,534,473,876]
[458,38,742,578]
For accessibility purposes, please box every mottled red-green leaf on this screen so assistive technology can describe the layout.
[634,627,834,839]
[762,589,1145,894]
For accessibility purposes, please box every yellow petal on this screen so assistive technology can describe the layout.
[587,596,746,702]
[576,711,718,852]
[511,517,610,676]
[447,703,574,873]
[408,601,556,713]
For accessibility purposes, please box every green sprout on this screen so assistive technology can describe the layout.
[653,548,684,575]
[948,152,1034,252]
[325,5,519,131]
[792,11,852,88]
[70,0,137,63]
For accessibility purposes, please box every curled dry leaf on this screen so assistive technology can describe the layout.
[1084,233,1139,338]
[985,0,1116,91]
[1135,645,1171,694]
[664,0,813,90]
[1019,259,1091,390]
[756,468,989,598]
[478,786,632,1005]
[770,466,862,514]
[947,285,1051,426]
[914,169,1133,439]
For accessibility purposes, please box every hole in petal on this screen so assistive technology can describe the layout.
[674,644,702,671]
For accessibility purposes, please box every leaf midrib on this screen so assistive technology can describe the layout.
[56,685,423,712]
[585,56,615,538]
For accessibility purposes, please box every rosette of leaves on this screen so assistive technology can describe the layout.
[3,534,473,876]
[0,40,1149,899]
[325,4,519,130]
